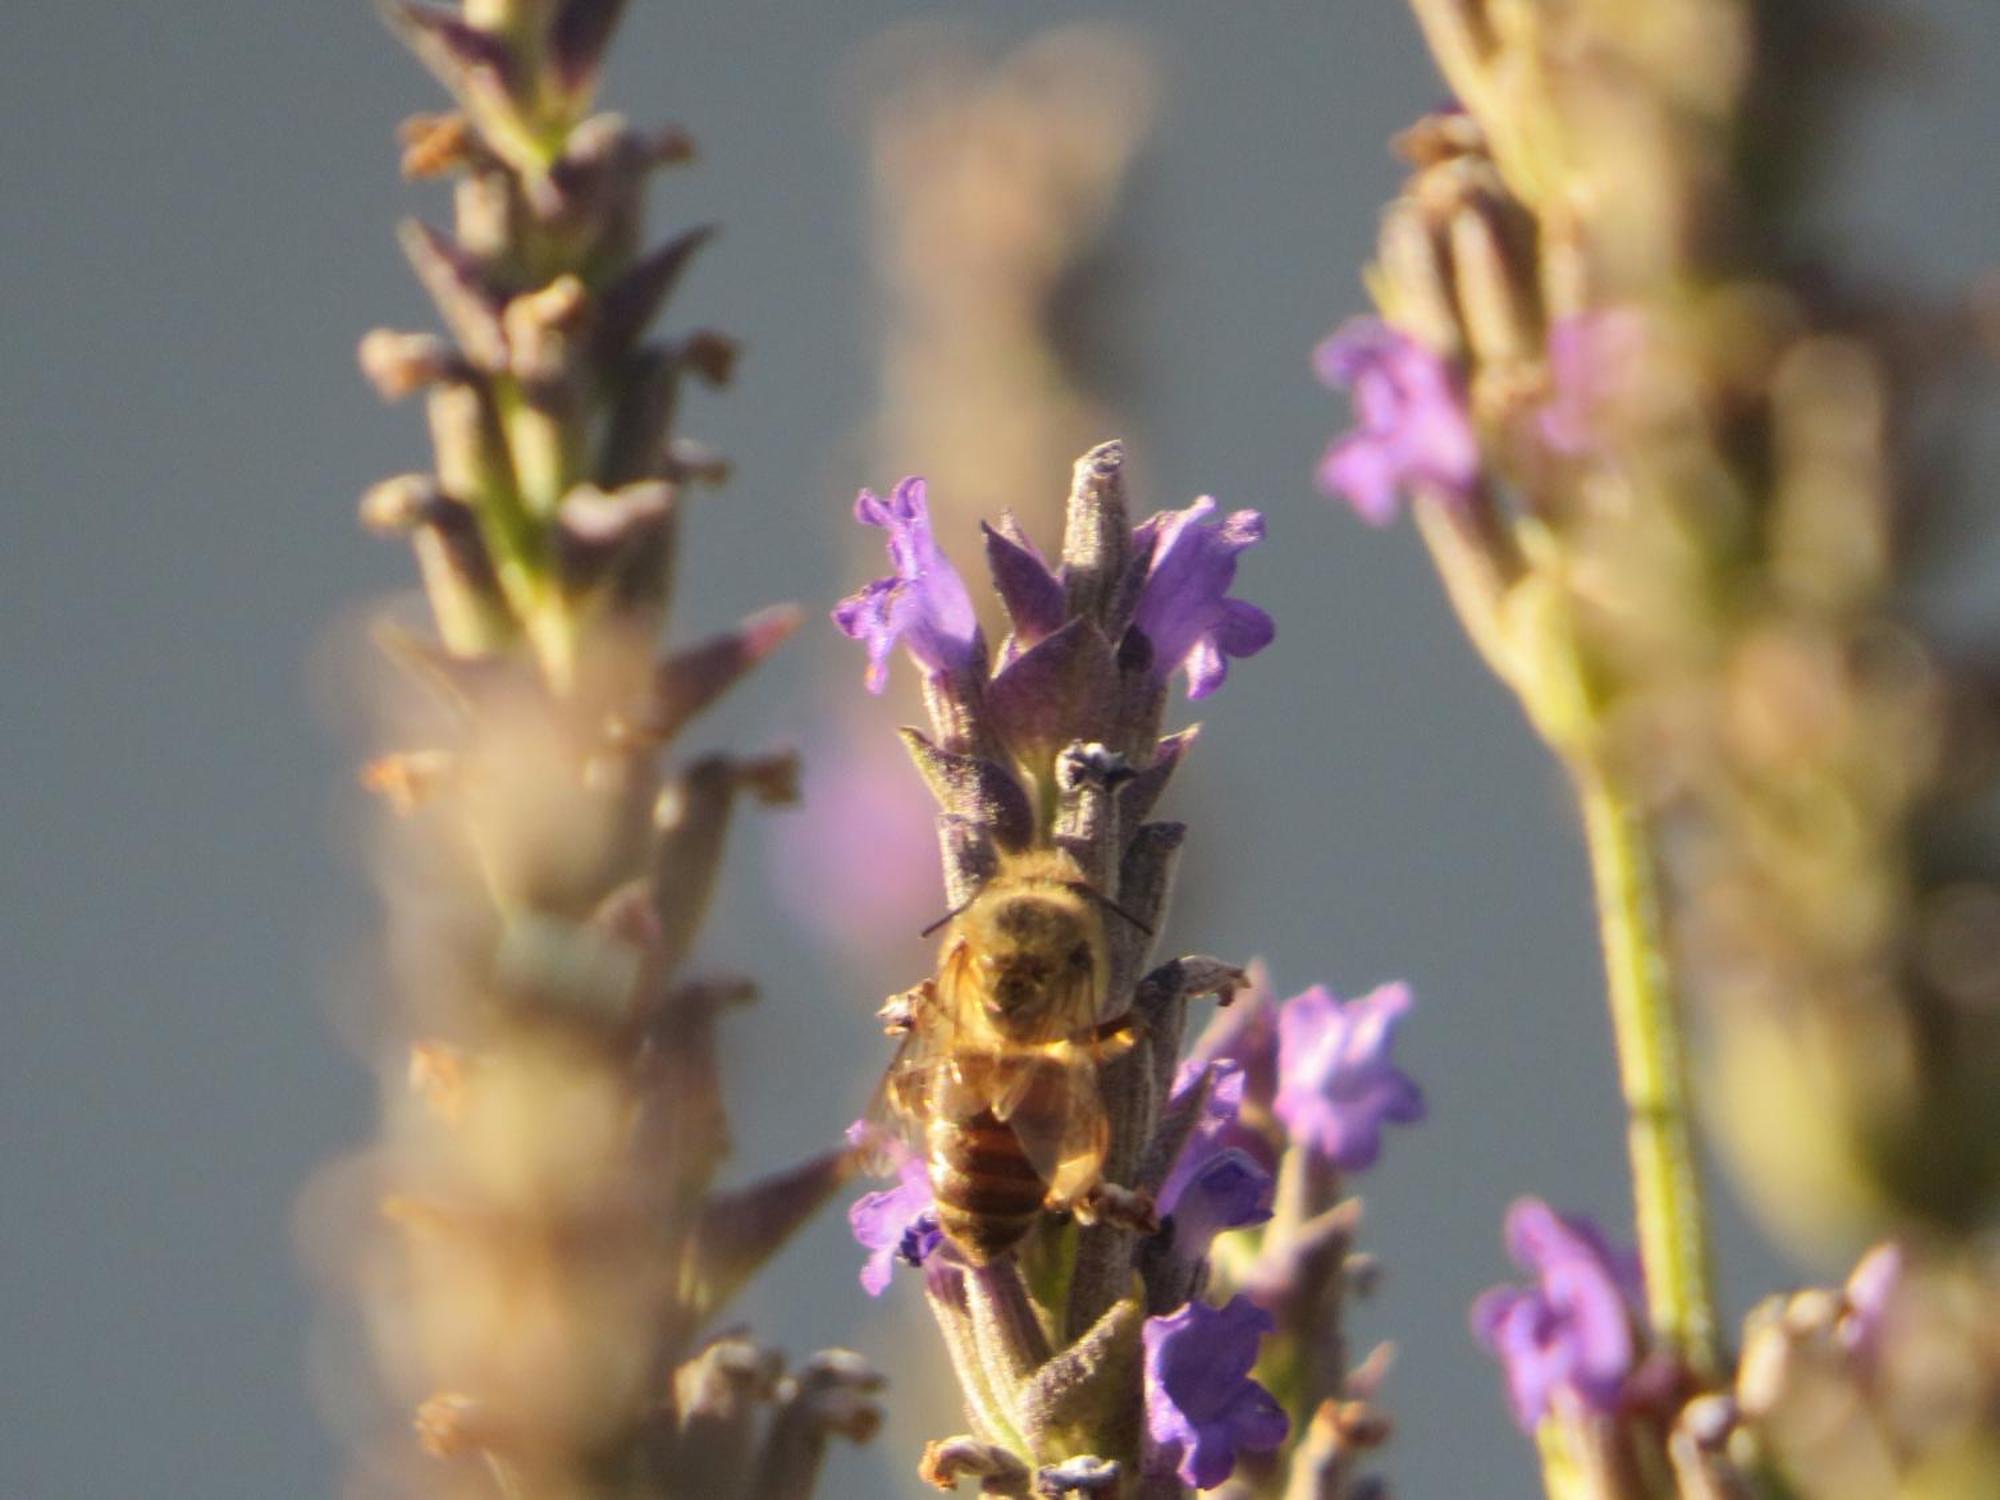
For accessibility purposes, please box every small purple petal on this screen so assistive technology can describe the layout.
[1314,317,1479,525]
[1471,1196,1643,1430]
[1271,982,1425,1173]
[1161,1060,1275,1216]
[833,477,979,693]
[844,1118,939,1296]
[1163,1148,1276,1260]
[1130,497,1273,701]
[1143,1297,1289,1489]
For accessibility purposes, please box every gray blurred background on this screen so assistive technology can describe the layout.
[4,3,1996,1497]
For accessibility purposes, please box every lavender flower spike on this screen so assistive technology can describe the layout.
[1272,981,1425,1172]
[1144,1296,1290,1488]
[1470,1197,1644,1431]
[1131,496,1275,700]
[1314,317,1479,525]
[844,1121,941,1296]
[834,476,980,692]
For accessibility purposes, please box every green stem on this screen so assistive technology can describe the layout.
[1576,764,1719,1378]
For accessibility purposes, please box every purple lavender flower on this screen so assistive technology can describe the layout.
[1470,1197,1644,1431]
[844,1121,941,1296]
[770,723,940,956]
[1158,1063,1276,1259]
[1130,497,1275,700]
[1183,978,1282,1124]
[1272,981,1424,1172]
[1163,1149,1277,1262]
[833,477,979,693]
[1143,1296,1289,1488]
[1314,317,1479,525]
[1163,1059,1271,1192]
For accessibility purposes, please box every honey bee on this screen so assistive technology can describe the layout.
[876,847,1144,1263]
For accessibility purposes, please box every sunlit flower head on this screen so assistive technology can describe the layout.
[833,477,979,692]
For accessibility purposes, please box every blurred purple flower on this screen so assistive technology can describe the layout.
[1143,1296,1289,1488]
[1470,1197,1644,1431]
[1272,981,1424,1171]
[1314,317,1479,525]
[844,1121,941,1296]
[1540,309,1648,456]
[1838,1242,1905,1364]
[1130,497,1275,700]
[833,477,979,692]
[770,721,939,958]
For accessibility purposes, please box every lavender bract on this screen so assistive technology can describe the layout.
[1314,317,1479,525]
[833,477,980,692]
[1272,981,1425,1172]
[1470,1197,1644,1431]
[1143,1295,1290,1489]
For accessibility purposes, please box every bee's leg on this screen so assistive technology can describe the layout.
[1084,1011,1142,1059]
[1066,1180,1159,1236]
[877,978,935,1036]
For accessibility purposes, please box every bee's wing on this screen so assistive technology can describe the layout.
[980,964,1096,1128]
[995,1047,1110,1205]
[860,984,956,1163]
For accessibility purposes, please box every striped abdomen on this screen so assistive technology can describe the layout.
[928,1108,1046,1263]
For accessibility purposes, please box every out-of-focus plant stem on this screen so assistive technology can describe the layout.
[1578,765,1718,1380]
[322,4,884,1495]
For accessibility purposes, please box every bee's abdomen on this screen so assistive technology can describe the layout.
[929,1110,1045,1264]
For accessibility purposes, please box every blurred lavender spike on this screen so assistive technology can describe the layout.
[321,4,869,1495]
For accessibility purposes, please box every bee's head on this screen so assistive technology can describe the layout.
[970,893,1099,1039]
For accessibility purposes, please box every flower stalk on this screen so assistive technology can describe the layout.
[324,5,872,1496]
[831,456,1422,1494]
[1577,766,1717,1379]
[1320,0,2000,1494]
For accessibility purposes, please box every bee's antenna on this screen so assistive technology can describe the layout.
[1068,882,1154,937]
[920,899,975,939]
